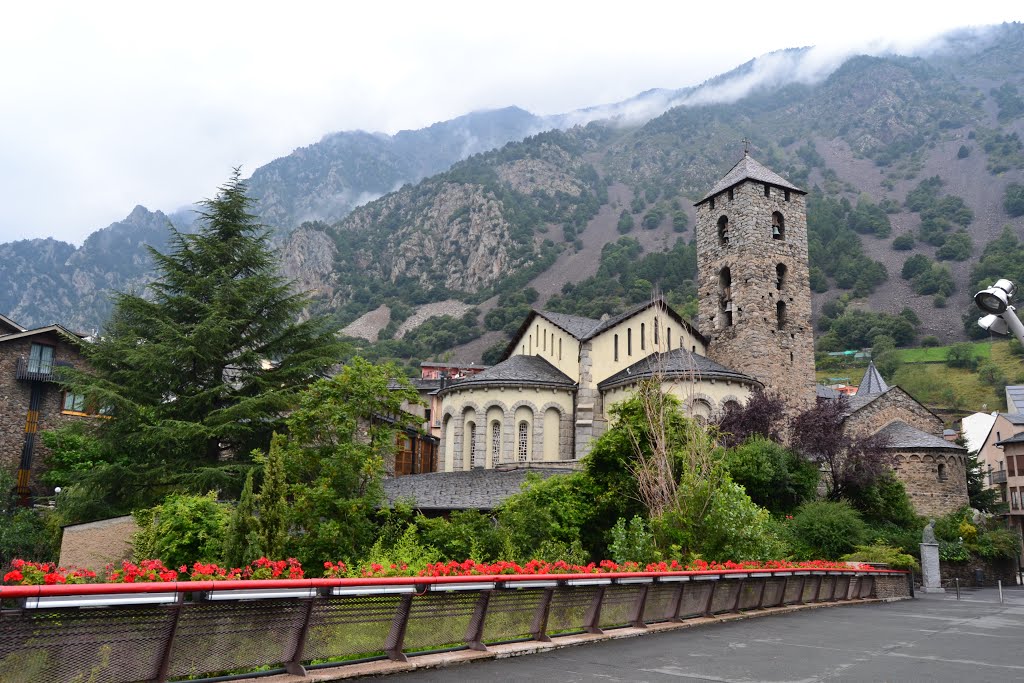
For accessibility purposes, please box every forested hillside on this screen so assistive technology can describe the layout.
[3,23,1023,366]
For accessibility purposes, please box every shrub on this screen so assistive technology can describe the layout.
[945,342,979,370]
[721,437,818,514]
[920,335,941,347]
[840,543,920,573]
[608,516,659,565]
[616,210,634,234]
[1005,183,1024,217]
[131,492,229,570]
[957,145,970,159]
[787,501,868,559]
[892,234,915,250]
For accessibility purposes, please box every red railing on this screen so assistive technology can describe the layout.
[0,567,909,682]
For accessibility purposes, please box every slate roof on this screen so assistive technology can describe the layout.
[534,310,601,339]
[995,431,1024,446]
[696,154,806,205]
[875,420,964,450]
[1003,386,1024,414]
[857,361,889,396]
[1001,413,1024,426]
[816,384,842,399]
[598,348,760,390]
[382,467,573,510]
[438,354,575,395]
[0,324,86,344]
[0,313,25,334]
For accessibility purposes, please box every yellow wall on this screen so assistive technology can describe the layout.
[588,310,706,386]
[509,317,581,380]
[602,377,752,419]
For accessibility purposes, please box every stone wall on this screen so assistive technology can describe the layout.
[893,449,970,517]
[847,388,943,437]
[0,332,90,485]
[59,515,138,573]
[873,573,913,600]
[696,179,816,415]
[939,557,1018,587]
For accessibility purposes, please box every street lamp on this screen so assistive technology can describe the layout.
[975,279,1024,346]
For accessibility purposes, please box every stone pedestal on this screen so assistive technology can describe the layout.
[920,543,945,593]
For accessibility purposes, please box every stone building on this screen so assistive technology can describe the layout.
[842,362,968,516]
[419,153,967,517]
[694,154,816,415]
[0,313,92,499]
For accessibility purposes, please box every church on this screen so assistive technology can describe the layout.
[391,153,969,517]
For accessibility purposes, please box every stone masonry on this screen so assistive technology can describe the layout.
[695,161,816,414]
[893,448,970,518]
[0,330,90,489]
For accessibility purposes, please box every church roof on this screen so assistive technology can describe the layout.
[875,420,964,451]
[598,347,761,391]
[382,467,573,511]
[857,361,889,396]
[534,310,602,339]
[996,431,1024,446]
[507,299,707,361]
[816,384,842,399]
[696,153,806,205]
[438,354,575,395]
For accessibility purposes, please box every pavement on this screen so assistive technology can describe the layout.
[372,586,1024,682]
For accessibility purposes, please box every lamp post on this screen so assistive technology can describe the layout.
[975,279,1024,346]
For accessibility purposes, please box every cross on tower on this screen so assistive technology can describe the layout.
[742,138,751,155]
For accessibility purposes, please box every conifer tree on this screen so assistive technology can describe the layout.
[63,170,347,514]
[223,470,260,567]
[255,434,289,559]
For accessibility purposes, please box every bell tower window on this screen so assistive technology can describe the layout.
[776,263,787,290]
[718,267,733,327]
[772,211,785,240]
[776,301,786,330]
[717,215,729,245]
[764,184,770,197]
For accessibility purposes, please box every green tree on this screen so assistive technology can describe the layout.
[256,433,289,559]
[280,358,422,568]
[721,437,818,514]
[1005,183,1024,217]
[616,210,635,234]
[222,471,260,567]
[132,492,229,569]
[946,342,979,370]
[59,171,347,516]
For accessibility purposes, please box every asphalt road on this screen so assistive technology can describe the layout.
[384,587,1024,682]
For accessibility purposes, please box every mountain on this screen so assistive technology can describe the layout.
[3,23,1024,354]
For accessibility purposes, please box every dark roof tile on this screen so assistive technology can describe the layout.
[598,348,759,390]
[876,420,964,450]
[697,154,805,204]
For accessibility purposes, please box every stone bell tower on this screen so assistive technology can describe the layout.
[694,153,816,412]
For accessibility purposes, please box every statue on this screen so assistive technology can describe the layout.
[922,518,937,544]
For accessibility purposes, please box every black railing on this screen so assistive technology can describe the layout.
[14,357,71,382]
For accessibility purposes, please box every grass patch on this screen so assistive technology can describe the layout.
[894,344,991,364]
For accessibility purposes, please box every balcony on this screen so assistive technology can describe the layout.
[15,358,71,382]
[991,470,1008,485]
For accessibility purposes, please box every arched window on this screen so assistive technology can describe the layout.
[517,421,529,462]
[937,463,947,481]
[558,338,562,360]
[491,421,501,466]
[776,301,786,330]
[709,197,715,210]
[718,267,733,327]
[627,328,632,356]
[466,421,477,468]
[717,215,729,245]
[772,211,785,240]
[542,328,546,352]
[667,327,672,349]
[640,323,646,350]
[764,184,771,197]
[784,189,791,202]
[614,334,619,361]
[776,263,787,290]
[728,188,734,201]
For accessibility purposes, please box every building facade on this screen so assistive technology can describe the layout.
[0,315,91,500]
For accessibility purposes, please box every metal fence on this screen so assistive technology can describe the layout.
[0,568,909,683]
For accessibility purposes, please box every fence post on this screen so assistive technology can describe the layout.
[629,585,649,628]
[669,583,686,621]
[796,575,808,604]
[584,587,606,634]
[755,577,768,609]
[703,580,718,617]
[153,595,185,683]
[530,588,554,642]
[812,575,823,603]
[731,579,745,612]
[464,591,491,651]
[285,597,316,675]
[384,594,414,662]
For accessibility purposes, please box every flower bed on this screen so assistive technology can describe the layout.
[4,557,870,586]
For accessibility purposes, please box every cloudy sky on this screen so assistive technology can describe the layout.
[1,1,1020,244]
